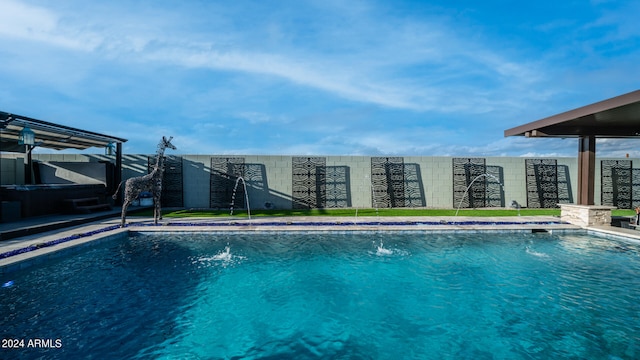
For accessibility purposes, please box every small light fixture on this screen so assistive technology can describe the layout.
[18,125,35,146]
[105,142,116,155]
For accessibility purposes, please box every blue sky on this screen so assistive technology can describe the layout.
[1,0,639,156]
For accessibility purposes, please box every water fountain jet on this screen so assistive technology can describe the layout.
[230,177,251,220]
[455,173,505,216]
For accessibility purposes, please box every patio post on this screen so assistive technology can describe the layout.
[577,135,595,205]
[114,142,123,205]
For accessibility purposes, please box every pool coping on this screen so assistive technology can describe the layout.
[2,215,637,274]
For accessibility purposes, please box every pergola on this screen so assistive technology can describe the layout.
[0,111,127,185]
[504,89,640,206]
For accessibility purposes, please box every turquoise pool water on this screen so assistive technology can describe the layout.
[1,231,639,359]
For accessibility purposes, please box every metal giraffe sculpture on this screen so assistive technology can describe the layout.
[113,136,176,227]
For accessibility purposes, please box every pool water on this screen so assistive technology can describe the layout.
[1,231,639,359]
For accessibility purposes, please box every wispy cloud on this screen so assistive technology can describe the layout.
[0,0,546,114]
[1,0,637,156]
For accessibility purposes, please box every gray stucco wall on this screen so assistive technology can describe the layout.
[23,154,637,209]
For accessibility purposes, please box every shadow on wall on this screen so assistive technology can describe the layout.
[558,165,573,205]
[23,155,589,210]
[31,156,118,196]
[486,165,505,207]
[525,159,573,209]
[210,159,296,210]
[292,164,353,209]
[34,161,110,185]
[201,156,432,210]
[601,160,636,209]
[325,165,352,208]
[127,156,430,210]
[452,158,505,209]
[371,157,427,208]
[404,163,427,207]
[209,157,357,210]
[121,154,152,181]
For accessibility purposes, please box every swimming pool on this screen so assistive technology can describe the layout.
[1,231,639,359]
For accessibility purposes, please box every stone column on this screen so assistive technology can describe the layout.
[559,204,615,227]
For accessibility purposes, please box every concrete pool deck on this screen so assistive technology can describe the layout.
[2,215,640,273]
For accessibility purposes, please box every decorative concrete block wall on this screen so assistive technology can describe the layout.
[23,153,640,210]
[182,155,212,209]
[0,156,24,185]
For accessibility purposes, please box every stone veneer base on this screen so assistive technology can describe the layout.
[559,204,616,227]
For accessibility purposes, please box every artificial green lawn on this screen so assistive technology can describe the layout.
[137,208,636,218]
